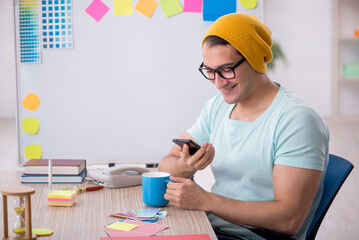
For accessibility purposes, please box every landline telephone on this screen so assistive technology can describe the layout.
[86,166,150,188]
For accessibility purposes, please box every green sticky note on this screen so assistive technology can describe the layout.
[24,144,42,160]
[159,0,183,18]
[106,222,139,231]
[114,0,133,16]
[22,117,40,134]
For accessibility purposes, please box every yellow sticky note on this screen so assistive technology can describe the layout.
[22,118,40,134]
[159,0,183,18]
[24,144,42,160]
[135,0,159,18]
[240,0,257,9]
[106,222,139,231]
[23,93,41,111]
[114,0,133,16]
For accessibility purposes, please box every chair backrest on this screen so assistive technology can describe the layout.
[306,154,354,240]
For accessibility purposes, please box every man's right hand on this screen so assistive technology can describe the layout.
[177,142,215,171]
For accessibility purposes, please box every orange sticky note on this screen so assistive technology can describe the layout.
[23,93,41,111]
[135,0,159,18]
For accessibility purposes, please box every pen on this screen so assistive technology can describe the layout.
[48,159,52,189]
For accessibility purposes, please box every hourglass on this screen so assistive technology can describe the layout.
[1,186,36,240]
[13,196,26,236]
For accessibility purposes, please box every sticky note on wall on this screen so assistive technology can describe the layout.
[22,118,40,134]
[23,93,41,111]
[203,0,236,21]
[135,0,159,18]
[85,0,110,22]
[183,0,202,13]
[240,0,257,9]
[159,0,183,18]
[114,0,133,16]
[24,144,42,160]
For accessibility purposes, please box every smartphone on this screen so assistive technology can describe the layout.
[172,139,201,155]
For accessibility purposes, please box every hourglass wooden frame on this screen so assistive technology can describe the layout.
[1,186,36,240]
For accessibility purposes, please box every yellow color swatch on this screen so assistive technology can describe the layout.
[135,0,159,18]
[24,144,42,160]
[240,0,257,9]
[106,222,139,231]
[22,117,40,134]
[114,0,133,16]
[23,93,41,111]
[159,0,183,18]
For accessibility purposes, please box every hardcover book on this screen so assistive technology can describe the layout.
[21,169,87,184]
[23,159,86,175]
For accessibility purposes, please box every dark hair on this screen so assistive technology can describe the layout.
[203,35,242,56]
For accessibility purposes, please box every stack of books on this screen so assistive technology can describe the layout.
[21,159,86,184]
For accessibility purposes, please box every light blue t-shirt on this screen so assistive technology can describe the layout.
[187,85,329,240]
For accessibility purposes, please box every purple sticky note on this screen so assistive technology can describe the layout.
[85,0,110,22]
[183,0,202,13]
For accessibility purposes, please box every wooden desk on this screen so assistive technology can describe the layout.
[0,171,217,240]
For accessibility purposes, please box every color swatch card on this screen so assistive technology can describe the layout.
[104,219,168,237]
[41,0,73,49]
[137,208,160,218]
[19,0,41,63]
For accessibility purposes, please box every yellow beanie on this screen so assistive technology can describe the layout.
[202,13,273,73]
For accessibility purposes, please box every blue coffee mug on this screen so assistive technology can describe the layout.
[142,172,170,207]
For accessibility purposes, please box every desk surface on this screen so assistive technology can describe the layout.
[0,171,217,240]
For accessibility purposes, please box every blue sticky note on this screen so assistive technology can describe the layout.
[137,209,160,218]
[203,0,236,21]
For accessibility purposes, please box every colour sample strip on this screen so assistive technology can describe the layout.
[41,0,73,49]
[19,0,41,63]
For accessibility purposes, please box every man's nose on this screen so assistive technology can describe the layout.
[213,73,228,89]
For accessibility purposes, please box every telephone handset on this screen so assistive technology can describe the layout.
[87,166,150,188]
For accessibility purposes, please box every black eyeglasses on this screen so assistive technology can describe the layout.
[198,57,246,80]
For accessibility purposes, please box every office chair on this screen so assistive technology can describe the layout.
[242,154,354,240]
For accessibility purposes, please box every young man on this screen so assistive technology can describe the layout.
[158,13,329,240]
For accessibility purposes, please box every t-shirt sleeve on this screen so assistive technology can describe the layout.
[274,105,329,171]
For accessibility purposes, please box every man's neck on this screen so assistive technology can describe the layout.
[230,76,279,122]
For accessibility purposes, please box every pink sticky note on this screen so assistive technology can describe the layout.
[183,0,202,13]
[85,0,110,22]
[104,219,168,237]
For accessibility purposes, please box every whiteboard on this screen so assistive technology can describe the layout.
[16,0,263,165]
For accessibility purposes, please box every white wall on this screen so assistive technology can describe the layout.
[0,0,16,118]
[0,0,333,119]
[264,0,332,117]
